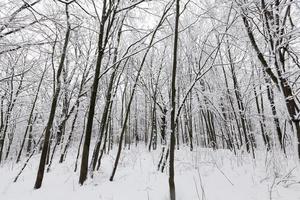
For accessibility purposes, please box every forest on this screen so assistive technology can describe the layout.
[0,0,300,199]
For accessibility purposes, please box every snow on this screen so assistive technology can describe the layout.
[1,146,300,200]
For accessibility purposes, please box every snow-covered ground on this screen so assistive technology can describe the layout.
[1,146,300,200]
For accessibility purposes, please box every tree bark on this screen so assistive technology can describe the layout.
[34,4,71,189]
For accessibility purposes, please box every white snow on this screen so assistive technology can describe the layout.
[1,146,300,200]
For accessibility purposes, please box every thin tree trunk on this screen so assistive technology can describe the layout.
[78,0,110,184]
[90,22,123,173]
[169,0,180,198]
[109,5,172,181]
[253,83,270,150]
[34,4,71,189]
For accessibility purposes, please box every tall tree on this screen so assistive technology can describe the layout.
[34,2,72,189]
[169,0,180,199]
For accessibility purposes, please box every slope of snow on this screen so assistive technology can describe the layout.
[1,146,300,200]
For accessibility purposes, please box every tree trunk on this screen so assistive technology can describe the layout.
[169,0,180,198]
[34,4,71,189]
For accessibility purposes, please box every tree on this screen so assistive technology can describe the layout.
[34,1,72,189]
[169,0,180,199]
